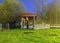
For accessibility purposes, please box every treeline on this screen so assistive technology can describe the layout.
[0,0,25,29]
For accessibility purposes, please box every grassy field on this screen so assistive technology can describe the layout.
[0,29,60,43]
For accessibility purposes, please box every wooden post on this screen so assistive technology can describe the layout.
[26,17,29,29]
[33,16,35,29]
[20,18,23,28]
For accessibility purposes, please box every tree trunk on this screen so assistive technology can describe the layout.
[9,21,16,29]
[0,23,2,30]
[7,23,10,30]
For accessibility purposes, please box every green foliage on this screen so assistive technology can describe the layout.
[35,19,43,24]
[43,3,56,24]
[0,0,25,23]
[45,3,60,25]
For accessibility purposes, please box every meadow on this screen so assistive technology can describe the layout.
[0,29,60,43]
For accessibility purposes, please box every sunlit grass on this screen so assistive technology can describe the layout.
[0,29,60,43]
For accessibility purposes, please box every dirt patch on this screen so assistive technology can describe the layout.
[49,33,57,36]
[24,32,34,34]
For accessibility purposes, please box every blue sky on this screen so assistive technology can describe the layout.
[0,0,4,3]
[20,0,53,13]
[0,0,53,13]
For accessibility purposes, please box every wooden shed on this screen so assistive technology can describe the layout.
[19,13,38,29]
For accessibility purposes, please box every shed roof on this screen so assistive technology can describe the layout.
[20,13,38,17]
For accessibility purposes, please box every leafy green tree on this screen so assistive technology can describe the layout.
[0,0,26,29]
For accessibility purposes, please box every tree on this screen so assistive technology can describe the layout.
[44,3,56,24]
[35,0,48,24]
[45,0,60,25]
[0,0,26,29]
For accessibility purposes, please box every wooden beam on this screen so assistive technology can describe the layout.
[33,16,35,29]
[26,17,29,29]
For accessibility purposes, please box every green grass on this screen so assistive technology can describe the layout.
[0,29,60,43]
